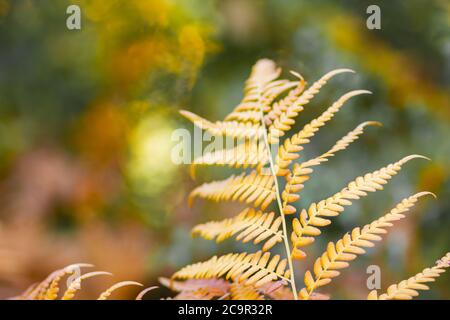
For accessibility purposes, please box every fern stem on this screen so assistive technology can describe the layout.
[259,106,298,300]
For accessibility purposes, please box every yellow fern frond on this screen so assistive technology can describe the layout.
[189,171,276,210]
[224,59,281,124]
[274,90,371,175]
[61,271,112,300]
[159,277,230,300]
[172,251,291,288]
[159,277,230,293]
[191,140,268,170]
[224,59,301,124]
[291,155,428,259]
[175,59,448,301]
[180,110,264,139]
[16,264,152,300]
[180,60,299,139]
[327,120,380,152]
[135,286,159,300]
[225,80,300,123]
[192,208,283,251]
[26,263,93,300]
[264,72,306,125]
[280,121,381,215]
[230,283,265,300]
[368,252,450,300]
[267,69,355,144]
[97,281,143,300]
[299,192,435,299]
[262,283,295,300]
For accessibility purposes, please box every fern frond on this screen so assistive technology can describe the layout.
[224,59,281,124]
[368,252,450,300]
[299,192,435,299]
[180,110,263,139]
[281,121,381,215]
[159,277,230,293]
[160,277,229,299]
[225,80,300,123]
[97,281,143,300]
[172,251,291,288]
[267,69,355,144]
[291,155,428,259]
[192,208,283,251]
[264,72,306,125]
[262,283,295,300]
[180,60,299,138]
[274,90,371,175]
[315,121,382,160]
[27,263,93,300]
[135,286,159,300]
[61,271,112,300]
[189,171,276,210]
[191,140,268,170]
[224,59,302,124]
[230,283,265,300]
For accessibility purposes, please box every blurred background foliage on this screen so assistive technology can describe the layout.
[0,0,448,299]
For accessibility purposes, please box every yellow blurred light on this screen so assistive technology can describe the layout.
[127,113,177,197]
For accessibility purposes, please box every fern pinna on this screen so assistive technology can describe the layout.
[172,59,449,300]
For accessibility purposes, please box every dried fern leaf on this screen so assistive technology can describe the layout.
[299,192,435,299]
[230,283,265,300]
[226,80,300,123]
[180,59,300,141]
[265,72,306,125]
[281,121,381,215]
[172,251,291,288]
[261,282,295,300]
[192,208,283,251]
[191,140,268,171]
[267,69,355,144]
[26,263,93,300]
[180,110,264,139]
[61,271,112,300]
[97,281,143,300]
[159,277,230,294]
[224,59,282,124]
[291,155,428,260]
[179,60,288,140]
[189,171,276,210]
[274,90,371,175]
[224,59,300,124]
[368,252,450,300]
[16,264,146,300]
[135,286,159,300]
